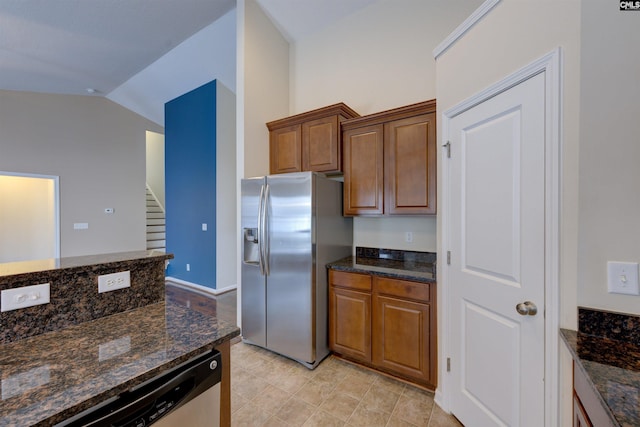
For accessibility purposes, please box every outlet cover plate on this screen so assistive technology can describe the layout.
[1,283,51,312]
[98,271,131,293]
[607,261,640,295]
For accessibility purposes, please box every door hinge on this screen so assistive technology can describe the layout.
[443,141,451,158]
[447,357,451,372]
[447,251,451,265]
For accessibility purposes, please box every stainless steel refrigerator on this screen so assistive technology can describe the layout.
[241,172,352,369]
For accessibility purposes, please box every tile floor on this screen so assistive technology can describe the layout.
[230,341,463,427]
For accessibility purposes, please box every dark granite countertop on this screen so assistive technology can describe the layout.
[0,250,171,278]
[0,298,240,426]
[327,255,435,283]
[560,328,640,426]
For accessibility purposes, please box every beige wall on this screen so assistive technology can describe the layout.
[435,1,581,424]
[145,131,165,208]
[241,0,290,179]
[577,0,640,315]
[0,175,56,262]
[216,81,238,291]
[290,0,482,252]
[0,90,163,257]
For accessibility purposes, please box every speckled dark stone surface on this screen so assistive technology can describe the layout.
[327,247,436,283]
[561,308,640,427]
[579,307,640,347]
[0,251,173,344]
[0,298,240,426]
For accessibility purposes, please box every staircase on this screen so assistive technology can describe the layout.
[146,186,166,252]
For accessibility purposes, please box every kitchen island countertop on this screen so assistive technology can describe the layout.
[0,297,240,426]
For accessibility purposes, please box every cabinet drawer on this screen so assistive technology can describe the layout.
[374,277,429,302]
[330,270,372,291]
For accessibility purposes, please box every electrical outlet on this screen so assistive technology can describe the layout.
[405,232,414,243]
[1,283,50,312]
[98,271,130,293]
[607,262,640,295]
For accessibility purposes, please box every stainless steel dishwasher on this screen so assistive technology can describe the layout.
[57,350,221,427]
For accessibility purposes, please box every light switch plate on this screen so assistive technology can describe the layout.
[1,283,51,312]
[98,271,130,293]
[607,261,640,295]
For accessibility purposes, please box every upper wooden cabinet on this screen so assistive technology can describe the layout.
[267,103,359,175]
[342,100,436,216]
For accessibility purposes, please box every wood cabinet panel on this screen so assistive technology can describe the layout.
[343,124,384,215]
[330,270,372,291]
[329,286,371,363]
[303,116,340,172]
[372,295,431,384]
[374,276,430,302]
[270,124,302,174]
[341,100,436,216]
[385,113,436,214]
[329,269,437,389]
[267,103,358,175]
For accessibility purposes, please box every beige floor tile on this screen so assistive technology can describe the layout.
[270,370,310,394]
[402,384,434,400]
[392,393,434,426]
[303,409,345,427]
[428,404,464,427]
[360,386,400,414]
[262,416,288,427]
[232,371,270,401]
[372,374,406,395]
[346,403,391,427]
[333,375,372,400]
[251,385,292,414]
[318,392,360,422]
[231,390,250,414]
[386,415,419,427]
[275,397,316,427]
[232,401,273,427]
[295,379,336,406]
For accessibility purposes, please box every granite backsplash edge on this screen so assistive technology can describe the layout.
[0,252,173,344]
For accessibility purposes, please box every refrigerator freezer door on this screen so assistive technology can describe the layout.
[241,177,267,348]
[265,172,315,363]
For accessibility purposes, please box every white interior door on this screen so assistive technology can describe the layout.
[448,72,545,426]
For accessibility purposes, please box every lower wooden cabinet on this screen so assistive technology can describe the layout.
[329,286,371,363]
[329,269,436,388]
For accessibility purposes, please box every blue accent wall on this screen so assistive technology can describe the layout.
[165,80,217,288]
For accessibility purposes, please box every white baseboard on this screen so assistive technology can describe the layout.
[165,276,237,296]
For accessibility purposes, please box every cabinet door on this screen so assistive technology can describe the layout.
[343,124,384,215]
[329,286,372,363]
[372,294,432,385]
[385,113,436,214]
[573,395,593,427]
[270,124,302,174]
[302,115,340,173]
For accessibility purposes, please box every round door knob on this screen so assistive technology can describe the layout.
[515,301,538,316]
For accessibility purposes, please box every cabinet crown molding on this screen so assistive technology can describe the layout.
[341,99,436,130]
[266,103,359,130]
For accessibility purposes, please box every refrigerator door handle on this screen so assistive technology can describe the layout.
[263,183,271,276]
[257,183,266,276]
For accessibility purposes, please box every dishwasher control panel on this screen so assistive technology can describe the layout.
[57,350,222,427]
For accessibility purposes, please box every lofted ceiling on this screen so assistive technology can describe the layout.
[0,0,379,97]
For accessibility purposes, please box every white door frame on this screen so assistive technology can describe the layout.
[0,171,61,259]
[438,48,562,426]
